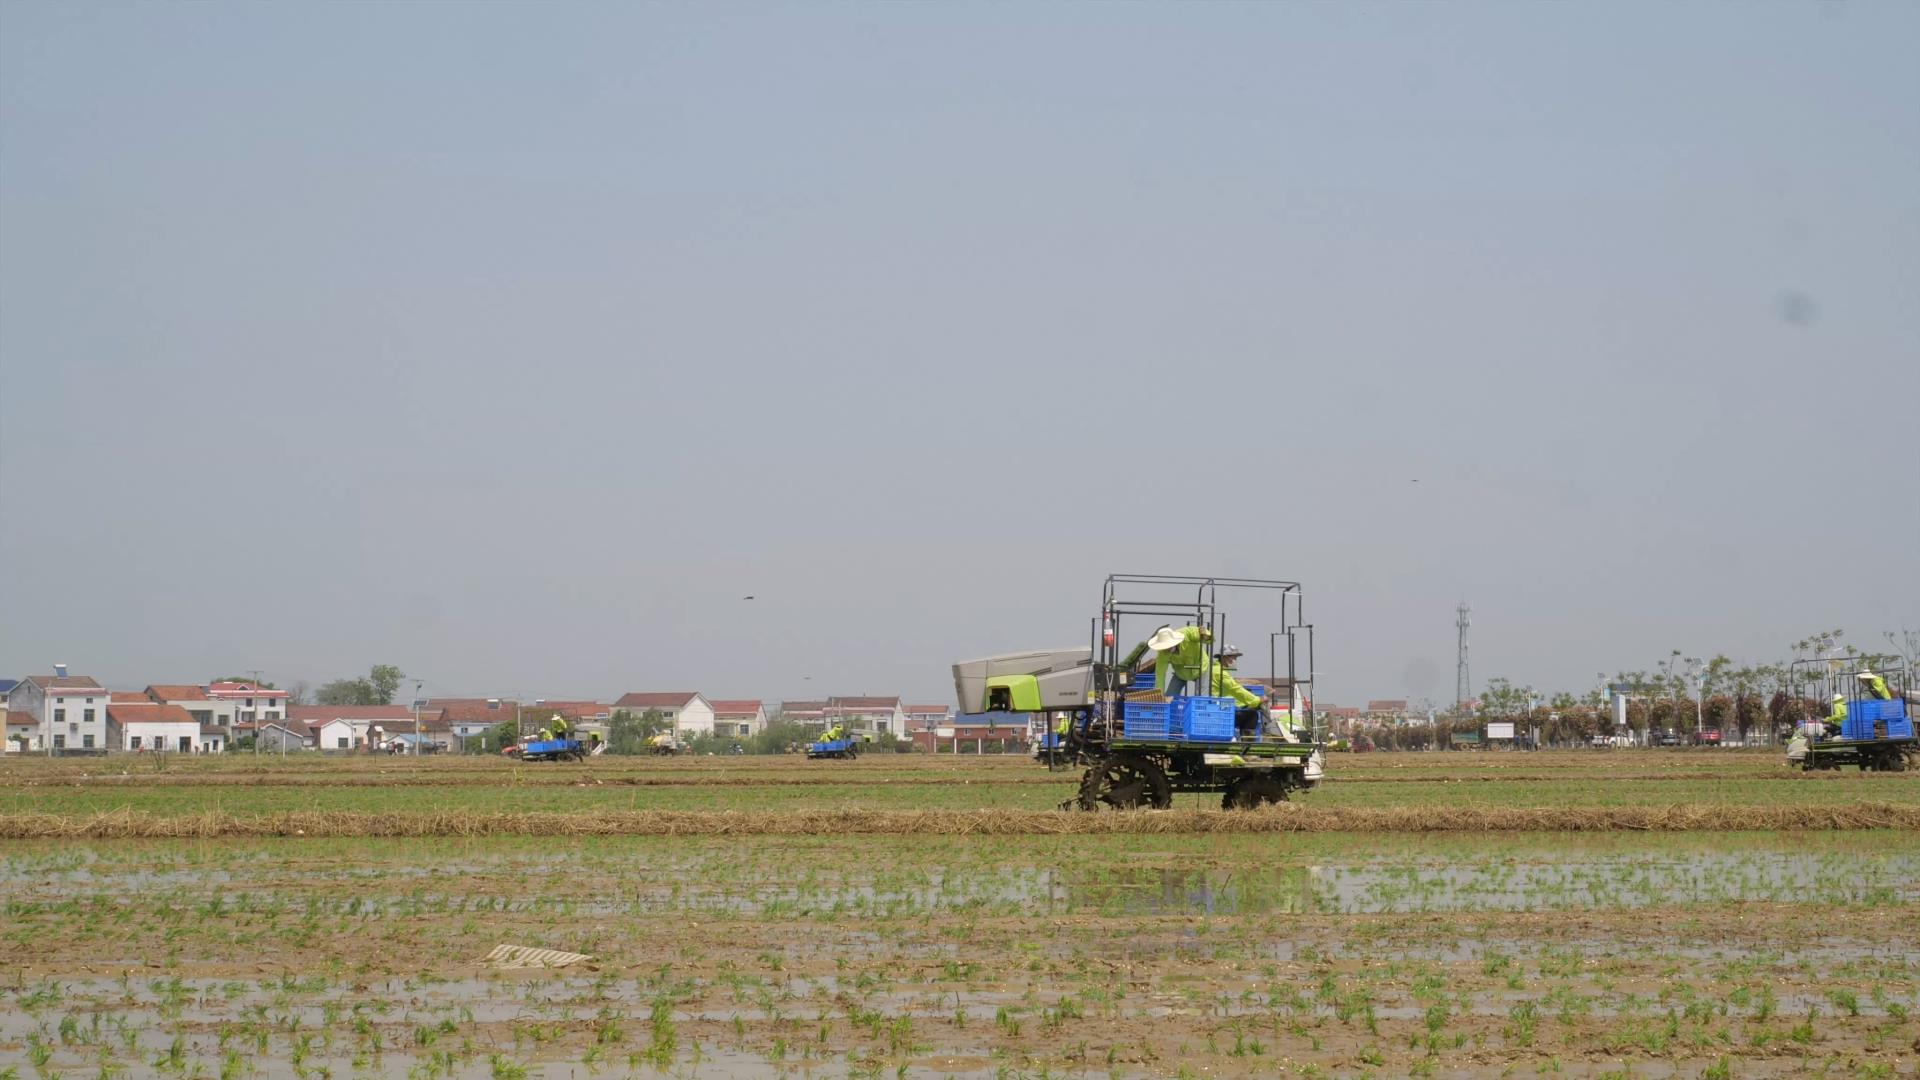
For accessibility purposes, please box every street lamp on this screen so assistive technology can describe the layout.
[412,679,424,756]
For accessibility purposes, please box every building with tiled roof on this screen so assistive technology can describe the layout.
[612,692,714,736]
[422,698,523,742]
[826,696,908,737]
[5,710,39,752]
[5,669,108,752]
[905,704,952,730]
[106,702,201,753]
[710,700,766,738]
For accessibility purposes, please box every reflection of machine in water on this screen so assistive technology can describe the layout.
[1056,864,1318,916]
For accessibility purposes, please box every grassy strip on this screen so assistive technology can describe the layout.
[4,802,1917,838]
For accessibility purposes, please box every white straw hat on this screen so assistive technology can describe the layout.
[1147,626,1183,651]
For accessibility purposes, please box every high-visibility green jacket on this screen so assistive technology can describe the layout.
[1153,626,1211,687]
[1053,715,1070,736]
[1860,675,1892,700]
[1208,666,1263,708]
[1824,700,1847,724]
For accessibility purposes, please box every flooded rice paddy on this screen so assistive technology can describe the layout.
[1,750,1916,1077]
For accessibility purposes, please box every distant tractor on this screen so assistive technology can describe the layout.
[954,574,1325,810]
[807,733,861,760]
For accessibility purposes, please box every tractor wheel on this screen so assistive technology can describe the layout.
[1222,774,1290,810]
[1077,753,1172,811]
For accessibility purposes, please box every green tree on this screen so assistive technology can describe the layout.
[313,664,407,706]
[1478,678,1535,718]
[367,665,407,706]
[315,678,375,706]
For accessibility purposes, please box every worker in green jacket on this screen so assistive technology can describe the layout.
[1856,670,1893,700]
[550,714,570,740]
[1151,624,1214,696]
[1209,645,1267,737]
[1053,713,1071,740]
[1821,693,1847,738]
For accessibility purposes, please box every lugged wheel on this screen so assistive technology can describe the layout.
[1221,774,1290,810]
[1077,753,1172,811]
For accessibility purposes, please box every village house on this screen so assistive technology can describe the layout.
[826,696,908,738]
[425,698,521,745]
[774,700,826,728]
[612,692,714,737]
[710,700,766,738]
[905,704,951,732]
[205,681,289,728]
[5,668,108,752]
[910,714,1026,754]
[106,701,201,753]
[145,685,214,724]
[288,705,417,752]
[253,721,314,752]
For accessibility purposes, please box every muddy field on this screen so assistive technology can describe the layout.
[1,751,1915,1077]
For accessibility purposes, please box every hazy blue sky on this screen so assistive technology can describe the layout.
[3,2,1915,707]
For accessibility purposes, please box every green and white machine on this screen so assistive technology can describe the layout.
[953,574,1325,810]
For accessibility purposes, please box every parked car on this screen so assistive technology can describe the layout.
[1691,729,1722,746]
[1655,730,1681,747]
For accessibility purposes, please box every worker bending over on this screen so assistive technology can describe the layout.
[550,714,570,740]
[1117,624,1215,696]
[1209,645,1267,738]
[1857,670,1893,700]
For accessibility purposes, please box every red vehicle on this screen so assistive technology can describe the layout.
[1691,729,1722,746]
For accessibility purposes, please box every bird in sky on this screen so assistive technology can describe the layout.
[743,595,755,600]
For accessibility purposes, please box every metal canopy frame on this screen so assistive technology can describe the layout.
[1088,574,1315,743]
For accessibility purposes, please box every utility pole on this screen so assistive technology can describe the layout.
[1455,603,1472,711]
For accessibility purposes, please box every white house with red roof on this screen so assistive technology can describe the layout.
[6,667,108,752]
[5,709,39,752]
[826,696,908,737]
[905,704,952,732]
[205,681,288,729]
[106,702,202,753]
[612,692,714,737]
[710,700,765,738]
[289,705,415,752]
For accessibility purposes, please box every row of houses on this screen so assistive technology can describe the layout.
[3,668,957,753]
[4,668,293,753]
[420,694,954,742]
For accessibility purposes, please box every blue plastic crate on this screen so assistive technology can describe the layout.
[1842,698,1912,740]
[1129,672,1156,691]
[1173,696,1238,741]
[1121,700,1171,740]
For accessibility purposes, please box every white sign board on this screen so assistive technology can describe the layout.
[935,727,955,739]
[1486,722,1516,740]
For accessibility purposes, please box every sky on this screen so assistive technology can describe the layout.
[2,2,1916,708]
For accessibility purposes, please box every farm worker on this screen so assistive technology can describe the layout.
[537,725,553,742]
[1856,670,1893,700]
[823,724,842,742]
[1208,646,1267,738]
[1150,625,1214,696]
[1821,694,1847,738]
[1053,714,1071,739]
[550,714,570,739]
